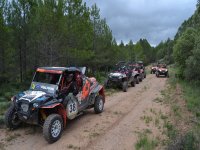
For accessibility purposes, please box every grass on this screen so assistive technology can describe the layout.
[135,133,158,150]
[165,66,200,149]
[105,88,120,96]
[163,121,177,139]
[141,115,153,124]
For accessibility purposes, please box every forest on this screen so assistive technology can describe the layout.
[0,0,157,87]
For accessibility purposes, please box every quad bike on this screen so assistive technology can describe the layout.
[156,64,169,78]
[5,67,105,143]
[104,65,135,92]
[151,64,158,74]
[137,61,146,79]
[129,62,146,82]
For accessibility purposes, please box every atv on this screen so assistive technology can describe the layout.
[5,67,105,143]
[156,64,169,78]
[129,62,146,82]
[104,65,135,92]
[137,61,146,79]
[128,63,142,84]
[151,63,158,74]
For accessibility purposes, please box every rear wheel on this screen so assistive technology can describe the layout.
[94,95,104,114]
[135,76,139,84]
[166,73,169,78]
[139,75,143,82]
[122,81,128,92]
[5,104,21,129]
[43,114,63,143]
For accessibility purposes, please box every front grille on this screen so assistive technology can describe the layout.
[110,76,120,81]
[17,100,32,114]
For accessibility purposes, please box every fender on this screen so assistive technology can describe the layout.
[41,103,67,128]
[90,85,105,102]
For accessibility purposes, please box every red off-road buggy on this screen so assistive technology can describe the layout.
[5,67,105,143]
[156,64,169,78]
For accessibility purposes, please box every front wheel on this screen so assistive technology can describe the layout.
[156,73,159,78]
[135,76,139,84]
[43,114,63,143]
[122,81,128,92]
[5,104,21,129]
[104,79,109,88]
[94,95,104,114]
[131,80,135,87]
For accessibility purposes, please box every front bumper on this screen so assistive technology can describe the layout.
[157,71,168,75]
[15,100,39,125]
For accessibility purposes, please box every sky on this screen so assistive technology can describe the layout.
[83,0,197,46]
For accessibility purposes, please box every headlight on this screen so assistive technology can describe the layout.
[33,103,39,108]
[11,96,16,101]
[21,103,29,112]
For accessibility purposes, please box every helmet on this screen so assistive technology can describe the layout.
[66,73,73,82]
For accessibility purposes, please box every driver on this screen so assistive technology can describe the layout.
[61,73,78,96]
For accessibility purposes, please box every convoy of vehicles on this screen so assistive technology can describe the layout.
[104,61,147,92]
[4,61,169,143]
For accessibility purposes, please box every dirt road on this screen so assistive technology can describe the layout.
[0,74,168,150]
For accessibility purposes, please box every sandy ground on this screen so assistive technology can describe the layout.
[0,74,168,150]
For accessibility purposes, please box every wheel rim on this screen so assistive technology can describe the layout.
[98,99,103,111]
[51,120,61,138]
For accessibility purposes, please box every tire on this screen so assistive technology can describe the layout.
[151,71,152,74]
[135,76,139,84]
[94,95,104,114]
[167,73,169,78]
[144,73,146,78]
[122,81,128,92]
[104,79,109,88]
[131,80,135,87]
[5,104,21,129]
[139,75,142,82]
[43,114,63,143]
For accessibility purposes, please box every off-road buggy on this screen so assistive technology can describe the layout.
[128,62,146,82]
[5,67,105,143]
[156,64,169,78]
[128,62,143,84]
[104,63,135,92]
[151,63,158,74]
[137,61,146,79]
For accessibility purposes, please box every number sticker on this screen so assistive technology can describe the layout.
[68,102,77,115]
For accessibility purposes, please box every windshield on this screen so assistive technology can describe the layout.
[33,72,61,85]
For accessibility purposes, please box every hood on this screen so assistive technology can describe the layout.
[109,72,126,77]
[152,67,157,69]
[17,90,48,102]
[158,68,168,71]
